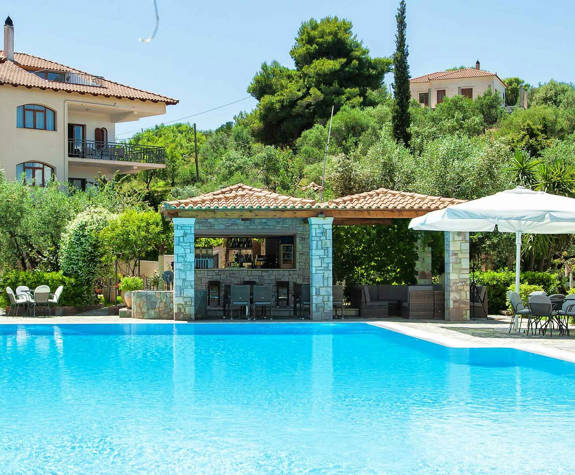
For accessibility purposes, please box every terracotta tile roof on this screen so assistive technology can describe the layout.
[0,51,178,104]
[164,184,463,213]
[410,68,506,87]
[164,184,320,210]
[322,188,463,211]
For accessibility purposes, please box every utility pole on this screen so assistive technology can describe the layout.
[193,123,199,181]
[320,105,335,202]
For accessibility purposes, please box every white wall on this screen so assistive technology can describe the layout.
[0,85,168,183]
[0,87,66,181]
[410,76,506,108]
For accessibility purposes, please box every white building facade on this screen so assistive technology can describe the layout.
[410,61,506,109]
[0,17,177,189]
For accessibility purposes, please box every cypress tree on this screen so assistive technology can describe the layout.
[392,0,411,146]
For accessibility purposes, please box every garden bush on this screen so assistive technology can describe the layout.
[475,270,561,313]
[59,207,113,305]
[0,270,82,308]
[118,276,144,292]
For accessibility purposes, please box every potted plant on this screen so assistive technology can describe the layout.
[118,276,143,308]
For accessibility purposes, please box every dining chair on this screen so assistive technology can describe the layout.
[48,285,64,316]
[528,293,553,336]
[230,285,251,319]
[15,286,30,296]
[556,294,575,336]
[297,284,311,319]
[333,285,345,319]
[6,287,28,316]
[33,285,51,317]
[507,291,531,333]
[253,285,273,319]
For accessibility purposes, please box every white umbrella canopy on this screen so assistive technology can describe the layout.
[409,187,575,327]
[409,187,575,234]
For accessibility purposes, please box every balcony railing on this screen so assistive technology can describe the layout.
[68,140,166,164]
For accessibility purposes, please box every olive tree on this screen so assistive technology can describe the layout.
[99,209,166,275]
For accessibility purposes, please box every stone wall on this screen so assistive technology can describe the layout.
[444,231,470,321]
[132,291,174,319]
[309,217,333,320]
[194,218,310,310]
[173,218,196,320]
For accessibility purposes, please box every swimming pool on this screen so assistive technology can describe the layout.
[1,322,574,473]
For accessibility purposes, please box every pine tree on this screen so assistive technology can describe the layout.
[391,0,411,146]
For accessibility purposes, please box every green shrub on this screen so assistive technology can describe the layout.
[0,270,82,308]
[475,270,561,313]
[59,207,114,305]
[118,276,144,292]
[521,271,561,293]
[505,283,545,311]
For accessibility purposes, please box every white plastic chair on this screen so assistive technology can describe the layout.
[48,286,64,316]
[33,285,51,317]
[6,287,28,316]
[15,286,30,296]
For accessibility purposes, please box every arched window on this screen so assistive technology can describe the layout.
[16,162,55,187]
[16,104,56,131]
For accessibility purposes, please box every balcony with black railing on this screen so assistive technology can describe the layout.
[67,140,166,164]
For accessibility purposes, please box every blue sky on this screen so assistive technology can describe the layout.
[3,0,571,138]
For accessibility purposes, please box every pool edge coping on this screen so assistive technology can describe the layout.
[368,321,575,365]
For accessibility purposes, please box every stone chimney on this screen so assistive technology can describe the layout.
[4,16,14,61]
[475,60,480,70]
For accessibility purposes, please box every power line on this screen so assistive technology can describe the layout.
[117,96,253,137]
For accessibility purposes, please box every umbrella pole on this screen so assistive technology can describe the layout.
[513,232,522,331]
[515,232,521,293]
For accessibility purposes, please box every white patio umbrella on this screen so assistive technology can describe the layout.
[409,187,575,327]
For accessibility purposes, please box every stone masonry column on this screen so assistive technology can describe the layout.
[173,218,196,320]
[309,217,334,320]
[444,231,470,321]
[415,235,432,285]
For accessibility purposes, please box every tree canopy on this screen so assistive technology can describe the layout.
[246,16,391,146]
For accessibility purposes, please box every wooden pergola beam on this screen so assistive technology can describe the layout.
[332,218,393,226]
[163,208,434,221]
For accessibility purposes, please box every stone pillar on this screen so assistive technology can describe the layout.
[309,217,334,320]
[415,235,432,285]
[444,231,470,321]
[173,218,196,321]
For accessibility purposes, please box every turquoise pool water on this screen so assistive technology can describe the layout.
[1,323,575,473]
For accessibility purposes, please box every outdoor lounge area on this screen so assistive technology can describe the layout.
[5,285,63,317]
[161,184,470,321]
[508,291,573,337]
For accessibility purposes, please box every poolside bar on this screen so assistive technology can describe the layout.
[162,184,469,321]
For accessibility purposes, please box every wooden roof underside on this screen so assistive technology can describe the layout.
[164,208,431,224]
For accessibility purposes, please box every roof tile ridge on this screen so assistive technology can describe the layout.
[11,51,178,104]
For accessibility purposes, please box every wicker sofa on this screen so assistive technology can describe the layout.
[351,284,444,319]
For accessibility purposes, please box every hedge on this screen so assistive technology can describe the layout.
[475,270,562,313]
[0,270,83,308]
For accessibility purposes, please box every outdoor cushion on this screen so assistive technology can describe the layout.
[377,285,408,302]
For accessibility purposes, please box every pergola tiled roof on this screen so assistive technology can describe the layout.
[165,184,319,210]
[323,187,462,211]
[0,51,178,104]
[163,184,462,224]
